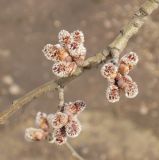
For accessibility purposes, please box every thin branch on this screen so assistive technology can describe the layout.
[58,87,84,160]
[0,0,159,125]
[66,142,85,160]
[58,86,65,108]
[58,84,84,160]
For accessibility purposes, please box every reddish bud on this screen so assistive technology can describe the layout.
[106,84,120,103]
[118,63,130,75]
[54,127,67,145]
[58,30,71,48]
[120,52,138,68]
[47,112,68,129]
[125,81,138,98]
[52,61,77,77]
[43,44,70,62]
[65,118,81,138]
[101,63,118,81]
[25,128,47,142]
[64,101,86,115]
[35,112,49,131]
[71,30,84,44]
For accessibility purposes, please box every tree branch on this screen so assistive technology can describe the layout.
[57,87,85,160]
[66,142,85,160]
[58,86,65,108]
[0,0,158,125]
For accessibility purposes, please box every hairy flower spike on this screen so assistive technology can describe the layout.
[54,127,67,145]
[66,118,81,138]
[52,61,77,77]
[58,30,71,48]
[101,52,139,103]
[122,75,132,84]
[71,30,84,44]
[64,100,86,115]
[43,44,55,61]
[106,85,120,103]
[25,128,47,142]
[35,112,49,131]
[120,52,138,68]
[42,44,56,60]
[101,63,118,81]
[74,100,86,113]
[43,44,71,62]
[43,29,86,77]
[25,100,86,145]
[125,81,138,98]
[69,44,86,58]
[47,112,68,129]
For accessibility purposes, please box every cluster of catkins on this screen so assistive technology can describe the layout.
[42,30,86,77]
[25,100,86,145]
[25,30,140,145]
[101,52,139,103]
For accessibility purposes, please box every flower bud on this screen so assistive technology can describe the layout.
[43,44,70,62]
[68,44,86,58]
[25,128,47,142]
[52,61,77,77]
[101,63,118,81]
[118,63,130,75]
[106,85,120,103]
[64,101,86,115]
[120,52,138,68]
[71,30,84,44]
[54,127,67,145]
[35,112,49,131]
[58,30,71,48]
[115,74,132,89]
[65,118,81,138]
[125,81,138,98]
[47,112,68,129]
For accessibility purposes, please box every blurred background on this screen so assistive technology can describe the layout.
[0,0,159,159]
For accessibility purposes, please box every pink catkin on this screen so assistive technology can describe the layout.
[52,61,77,77]
[71,30,84,44]
[64,101,86,115]
[101,63,118,81]
[120,52,139,67]
[47,112,68,129]
[125,81,138,98]
[65,118,81,138]
[35,112,49,131]
[54,127,67,145]
[106,85,120,103]
[43,30,86,77]
[25,128,47,142]
[25,100,86,145]
[101,52,139,103]
[58,30,71,48]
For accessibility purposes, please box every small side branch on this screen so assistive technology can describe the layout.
[58,86,65,107]
[58,86,84,160]
[0,0,159,125]
[66,142,85,160]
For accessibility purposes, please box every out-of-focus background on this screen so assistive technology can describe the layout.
[0,0,159,159]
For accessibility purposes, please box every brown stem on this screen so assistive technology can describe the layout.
[0,0,159,125]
